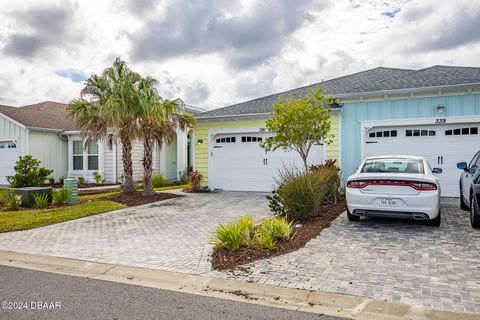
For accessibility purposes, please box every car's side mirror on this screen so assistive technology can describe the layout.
[432,167,442,174]
[457,162,468,170]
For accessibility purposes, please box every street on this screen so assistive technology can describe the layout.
[0,265,346,320]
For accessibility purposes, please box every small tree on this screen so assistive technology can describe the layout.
[261,87,334,172]
[7,155,53,187]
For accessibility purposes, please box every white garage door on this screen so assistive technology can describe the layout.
[0,141,19,185]
[364,123,480,197]
[211,133,325,191]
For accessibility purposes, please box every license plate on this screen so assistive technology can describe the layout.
[380,198,397,207]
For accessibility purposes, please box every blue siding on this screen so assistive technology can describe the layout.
[341,93,480,180]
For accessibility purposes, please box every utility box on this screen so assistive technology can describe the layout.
[13,187,52,207]
[64,178,78,204]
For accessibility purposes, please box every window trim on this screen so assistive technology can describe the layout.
[71,139,101,172]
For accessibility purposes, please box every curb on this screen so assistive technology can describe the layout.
[0,250,477,320]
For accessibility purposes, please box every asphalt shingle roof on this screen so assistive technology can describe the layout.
[0,101,78,131]
[197,65,480,118]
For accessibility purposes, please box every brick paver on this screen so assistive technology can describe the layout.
[207,200,480,314]
[1,194,479,313]
[0,191,269,274]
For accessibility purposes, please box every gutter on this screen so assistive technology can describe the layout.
[333,82,480,100]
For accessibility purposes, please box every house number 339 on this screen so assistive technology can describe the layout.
[435,118,446,124]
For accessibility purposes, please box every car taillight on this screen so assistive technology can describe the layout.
[410,182,437,190]
[346,180,367,188]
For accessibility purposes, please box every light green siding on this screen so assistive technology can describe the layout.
[29,131,68,181]
[194,112,340,186]
[0,115,26,154]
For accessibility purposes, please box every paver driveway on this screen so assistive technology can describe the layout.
[0,191,269,274]
[208,200,480,314]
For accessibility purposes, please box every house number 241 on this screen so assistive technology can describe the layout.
[435,118,446,124]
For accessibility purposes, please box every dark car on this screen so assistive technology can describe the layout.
[457,151,480,228]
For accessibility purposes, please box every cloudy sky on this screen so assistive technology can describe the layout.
[0,0,479,110]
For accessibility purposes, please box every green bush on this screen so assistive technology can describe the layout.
[152,172,168,188]
[254,229,275,250]
[259,217,293,240]
[92,171,103,184]
[53,188,70,205]
[210,216,254,251]
[6,155,53,188]
[34,193,50,208]
[272,165,341,220]
[77,177,86,185]
[6,191,20,211]
[48,177,55,185]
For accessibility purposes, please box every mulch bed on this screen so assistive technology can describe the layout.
[103,191,182,207]
[44,183,120,189]
[78,188,122,196]
[211,200,347,271]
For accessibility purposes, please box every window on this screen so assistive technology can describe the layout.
[73,141,83,170]
[369,130,397,138]
[241,136,263,142]
[361,158,424,174]
[215,137,236,143]
[88,141,99,170]
[7,143,16,148]
[445,127,478,136]
[406,129,435,137]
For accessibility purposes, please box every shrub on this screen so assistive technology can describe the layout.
[266,189,285,216]
[53,188,70,205]
[77,177,86,185]
[309,159,339,171]
[179,167,192,184]
[34,193,50,208]
[48,177,55,185]
[254,229,275,250]
[6,191,20,211]
[210,216,254,251]
[59,176,65,185]
[6,155,53,188]
[187,170,202,192]
[92,171,103,184]
[259,217,293,240]
[152,172,168,188]
[273,165,341,220]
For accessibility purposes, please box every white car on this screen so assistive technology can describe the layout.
[346,156,442,227]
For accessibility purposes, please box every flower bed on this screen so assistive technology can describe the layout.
[211,200,346,270]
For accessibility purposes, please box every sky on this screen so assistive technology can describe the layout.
[0,0,479,110]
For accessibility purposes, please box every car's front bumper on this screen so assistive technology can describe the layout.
[346,188,440,220]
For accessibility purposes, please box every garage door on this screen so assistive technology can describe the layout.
[364,123,480,197]
[0,141,19,184]
[211,133,325,191]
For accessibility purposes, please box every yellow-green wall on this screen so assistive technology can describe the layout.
[194,112,340,186]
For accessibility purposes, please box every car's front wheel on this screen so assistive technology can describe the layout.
[426,210,441,227]
[347,209,360,221]
[470,192,480,229]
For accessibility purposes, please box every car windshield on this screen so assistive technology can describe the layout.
[361,159,424,174]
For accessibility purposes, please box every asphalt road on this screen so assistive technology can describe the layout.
[0,265,347,320]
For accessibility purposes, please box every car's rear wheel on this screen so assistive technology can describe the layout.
[347,209,360,221]
[426,210,441,227]
[460,186,469,210]
[470,192,480,229]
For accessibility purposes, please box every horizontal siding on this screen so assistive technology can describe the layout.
[29,131,67,181]
[326,112,340,161]
[341,93,480,180]
[117,139,144,182]
[103,143,114,183]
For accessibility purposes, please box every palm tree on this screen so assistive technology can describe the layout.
[67,58,141,194]
[136,77,195,196]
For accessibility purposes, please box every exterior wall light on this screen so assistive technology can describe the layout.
[436,104,446,113]
[197,139,203,145]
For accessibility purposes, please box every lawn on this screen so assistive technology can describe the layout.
[0,201,125,233]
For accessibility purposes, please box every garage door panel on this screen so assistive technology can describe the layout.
[0,141,19,185]
[364,123,480,197]
[211,133,324,191]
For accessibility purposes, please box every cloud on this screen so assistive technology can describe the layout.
[55,69,88,83]
[130,0,328,68]
[2,3,83,58]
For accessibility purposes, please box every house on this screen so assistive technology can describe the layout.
[0,101,201,185]
[193,65,480,196]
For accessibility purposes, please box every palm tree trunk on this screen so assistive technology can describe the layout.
[142,129,155,196]
[121,137,136,194]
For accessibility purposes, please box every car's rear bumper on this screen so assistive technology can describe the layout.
[346,189,440,220]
